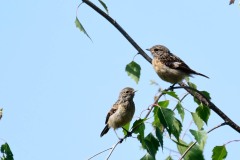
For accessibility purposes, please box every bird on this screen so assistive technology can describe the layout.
[100,87,136,139]
[147,45,209,84]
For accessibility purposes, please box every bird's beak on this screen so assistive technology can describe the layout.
[146,49,150,51]
[133,90,138,93]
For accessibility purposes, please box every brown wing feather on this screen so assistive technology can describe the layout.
[163,53,199,75]
[162,53,209,78]
[105,103,118,124]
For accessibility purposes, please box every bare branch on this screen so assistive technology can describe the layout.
[144,92,165,119]
[82,0,152,63]
[174,85,240,133]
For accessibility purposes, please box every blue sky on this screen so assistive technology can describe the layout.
[0,0,240,160]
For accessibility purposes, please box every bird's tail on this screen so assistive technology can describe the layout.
[100,124,110,137]
[195,72,209,79]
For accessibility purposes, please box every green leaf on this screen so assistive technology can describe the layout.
[98,0,108,14]
[162,91,179,100]
[172,118,182,141]
[187,143,204,160]
[194,91,211,104]
[189,129,207,150]
[140,153,155,160]
[125,61,141,84]
[157,106,182,140]
[122,122,130,136]
[185,76,190,82]
[193,97,201,105]
[131,118,145,135]
[131,119,146,149]
[155,127,163,150]
[191,112,204,130]
[152,107,163,129]
[177,140,204,160]
[158,100,169,108]
[212,145,227,160]
[177,140,188,154]
[187,81,197,89]
[138,134,146,149]
[1,143,14,160]
[200,91,211,100]
[196,103,210,125]
[176,102,185,121]
[75,17,92,41]
[144,133,159,158]
[165,156,173,160]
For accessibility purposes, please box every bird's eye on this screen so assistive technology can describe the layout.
[154,48,159,52]
[126,91,129,93]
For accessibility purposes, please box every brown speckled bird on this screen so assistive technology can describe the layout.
[100,87,136,138]
[147,45,209,84]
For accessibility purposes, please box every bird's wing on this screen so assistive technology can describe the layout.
[105,103,119,124]
[163,53,196,74]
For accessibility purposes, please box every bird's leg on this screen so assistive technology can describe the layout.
[114,130,121,139]
[122,127,132,137]
[114,130,124,143]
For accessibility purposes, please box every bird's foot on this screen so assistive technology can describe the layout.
[169,83,176,91]
[119,138,124,143]
[126,131,132,137]
[122,127,132,137]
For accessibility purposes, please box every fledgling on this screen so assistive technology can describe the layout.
[100,87,136,138]
[147,45,209,84]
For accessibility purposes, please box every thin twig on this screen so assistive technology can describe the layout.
[88,148,112,160]
[182,121,193,140]
[163,146,181,154]
[173,93,189,111]
[144,86,173,118]
[144,93,164,118]
[139,108,150,118]
[105,141,121,160]
[179,141,197,160]
[180,93,189,102]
